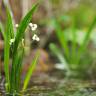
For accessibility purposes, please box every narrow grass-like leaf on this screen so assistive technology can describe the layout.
[71,16,77,64]
[49,43,68,65]
[23,51,40,90]
[1,2,39,95]
[4,7,14,91]
[81,17,96,49]
[10,4,38,92]
[0,15,5,82]
[15,48,24,92]
[77,16,96,64]
[53,19,69,60]
[13,4,38,56]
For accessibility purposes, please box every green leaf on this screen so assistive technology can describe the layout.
[16,48,24,92]
[10,46,24,93]
[71,16,77,64]
[49,43,68,65]
[13,4,38,56]
[53,19,69,60]
[82,17,96,48]
[4,6,14,91]
[77,16,96,64]
[10,4,38,92]
[23,51,40,90]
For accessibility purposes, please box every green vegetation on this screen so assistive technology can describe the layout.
[0,0,96,96]
[0,3,39,95]
[49,15,96,75]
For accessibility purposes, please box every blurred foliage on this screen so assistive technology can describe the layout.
[49,12,96,77]
[0,0,96,78]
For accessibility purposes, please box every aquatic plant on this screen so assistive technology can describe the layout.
[0,3,40,95]
[49,15,96,73]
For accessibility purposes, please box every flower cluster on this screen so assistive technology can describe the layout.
[29,23,40,42]
[10,38,15,45]
[29,23,37,31]
[10,23,40,45]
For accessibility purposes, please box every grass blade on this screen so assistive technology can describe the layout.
[4,7,14,91]
[53,19,69,60]
[16,48,24,92]
[77,16,96,64]
[49,43,68,65]
[10,4,38,92]
[13,4,38,56]
[71,16,77,64]
[23,51,40,90]
[82,17,96,48]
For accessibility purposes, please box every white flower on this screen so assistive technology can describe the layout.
[32,34,40,42]
[15,24,19,28]
[29,23,37,31]
[29,23,33,27]
[10,38,15,45]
